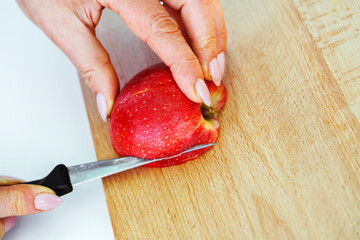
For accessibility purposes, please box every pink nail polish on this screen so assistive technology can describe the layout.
[195,79,212,106]
[34,193,63,211]
[217,52,225,79]
[209,58,221,86]
[96,93,107,122]
[4,216,17,233]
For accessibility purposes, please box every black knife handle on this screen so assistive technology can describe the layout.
[22,164,73,196]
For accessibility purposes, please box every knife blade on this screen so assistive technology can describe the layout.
[20,143,216,196]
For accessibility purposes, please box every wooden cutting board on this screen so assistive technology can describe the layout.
[80,0,360,239]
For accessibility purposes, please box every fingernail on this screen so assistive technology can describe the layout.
[195,79,211,106]
[209,57,221,86]
[217,52,225,80]
[4,216,17,233]
[34,193,63,211]
[96,93,107,122]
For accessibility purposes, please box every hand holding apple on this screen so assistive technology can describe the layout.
[17,0,227,122]
[109,63,227,167]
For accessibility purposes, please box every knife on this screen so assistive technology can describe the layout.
[17,143,215,196]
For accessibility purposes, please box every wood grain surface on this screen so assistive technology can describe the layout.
[80,0,360,239]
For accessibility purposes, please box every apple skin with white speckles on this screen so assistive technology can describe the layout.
[109,63,227,167]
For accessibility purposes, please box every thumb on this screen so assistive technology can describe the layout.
[0,184,62,218]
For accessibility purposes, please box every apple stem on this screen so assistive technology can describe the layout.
[201,104,217,120]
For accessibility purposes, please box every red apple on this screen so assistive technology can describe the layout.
[109,63,227,167]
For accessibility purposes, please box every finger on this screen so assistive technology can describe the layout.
[17,1,119,122]
[0,216,17,235]
[164,0,221,86]
[161,4,188,41]
[0,176,24,186]
[0,184,62,218]
[0,219,3,239]
[100,0,211,105]
[0,177,21,236]
[213,0,227,53]
[213,0,227,78]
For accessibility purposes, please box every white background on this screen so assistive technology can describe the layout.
[0,2,114,240]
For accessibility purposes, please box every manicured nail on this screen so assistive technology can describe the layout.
[195,79,211,106]
[217,52,225,80]
[34,193,63,211]
[96,93,107,122]
[209,57,221,86]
